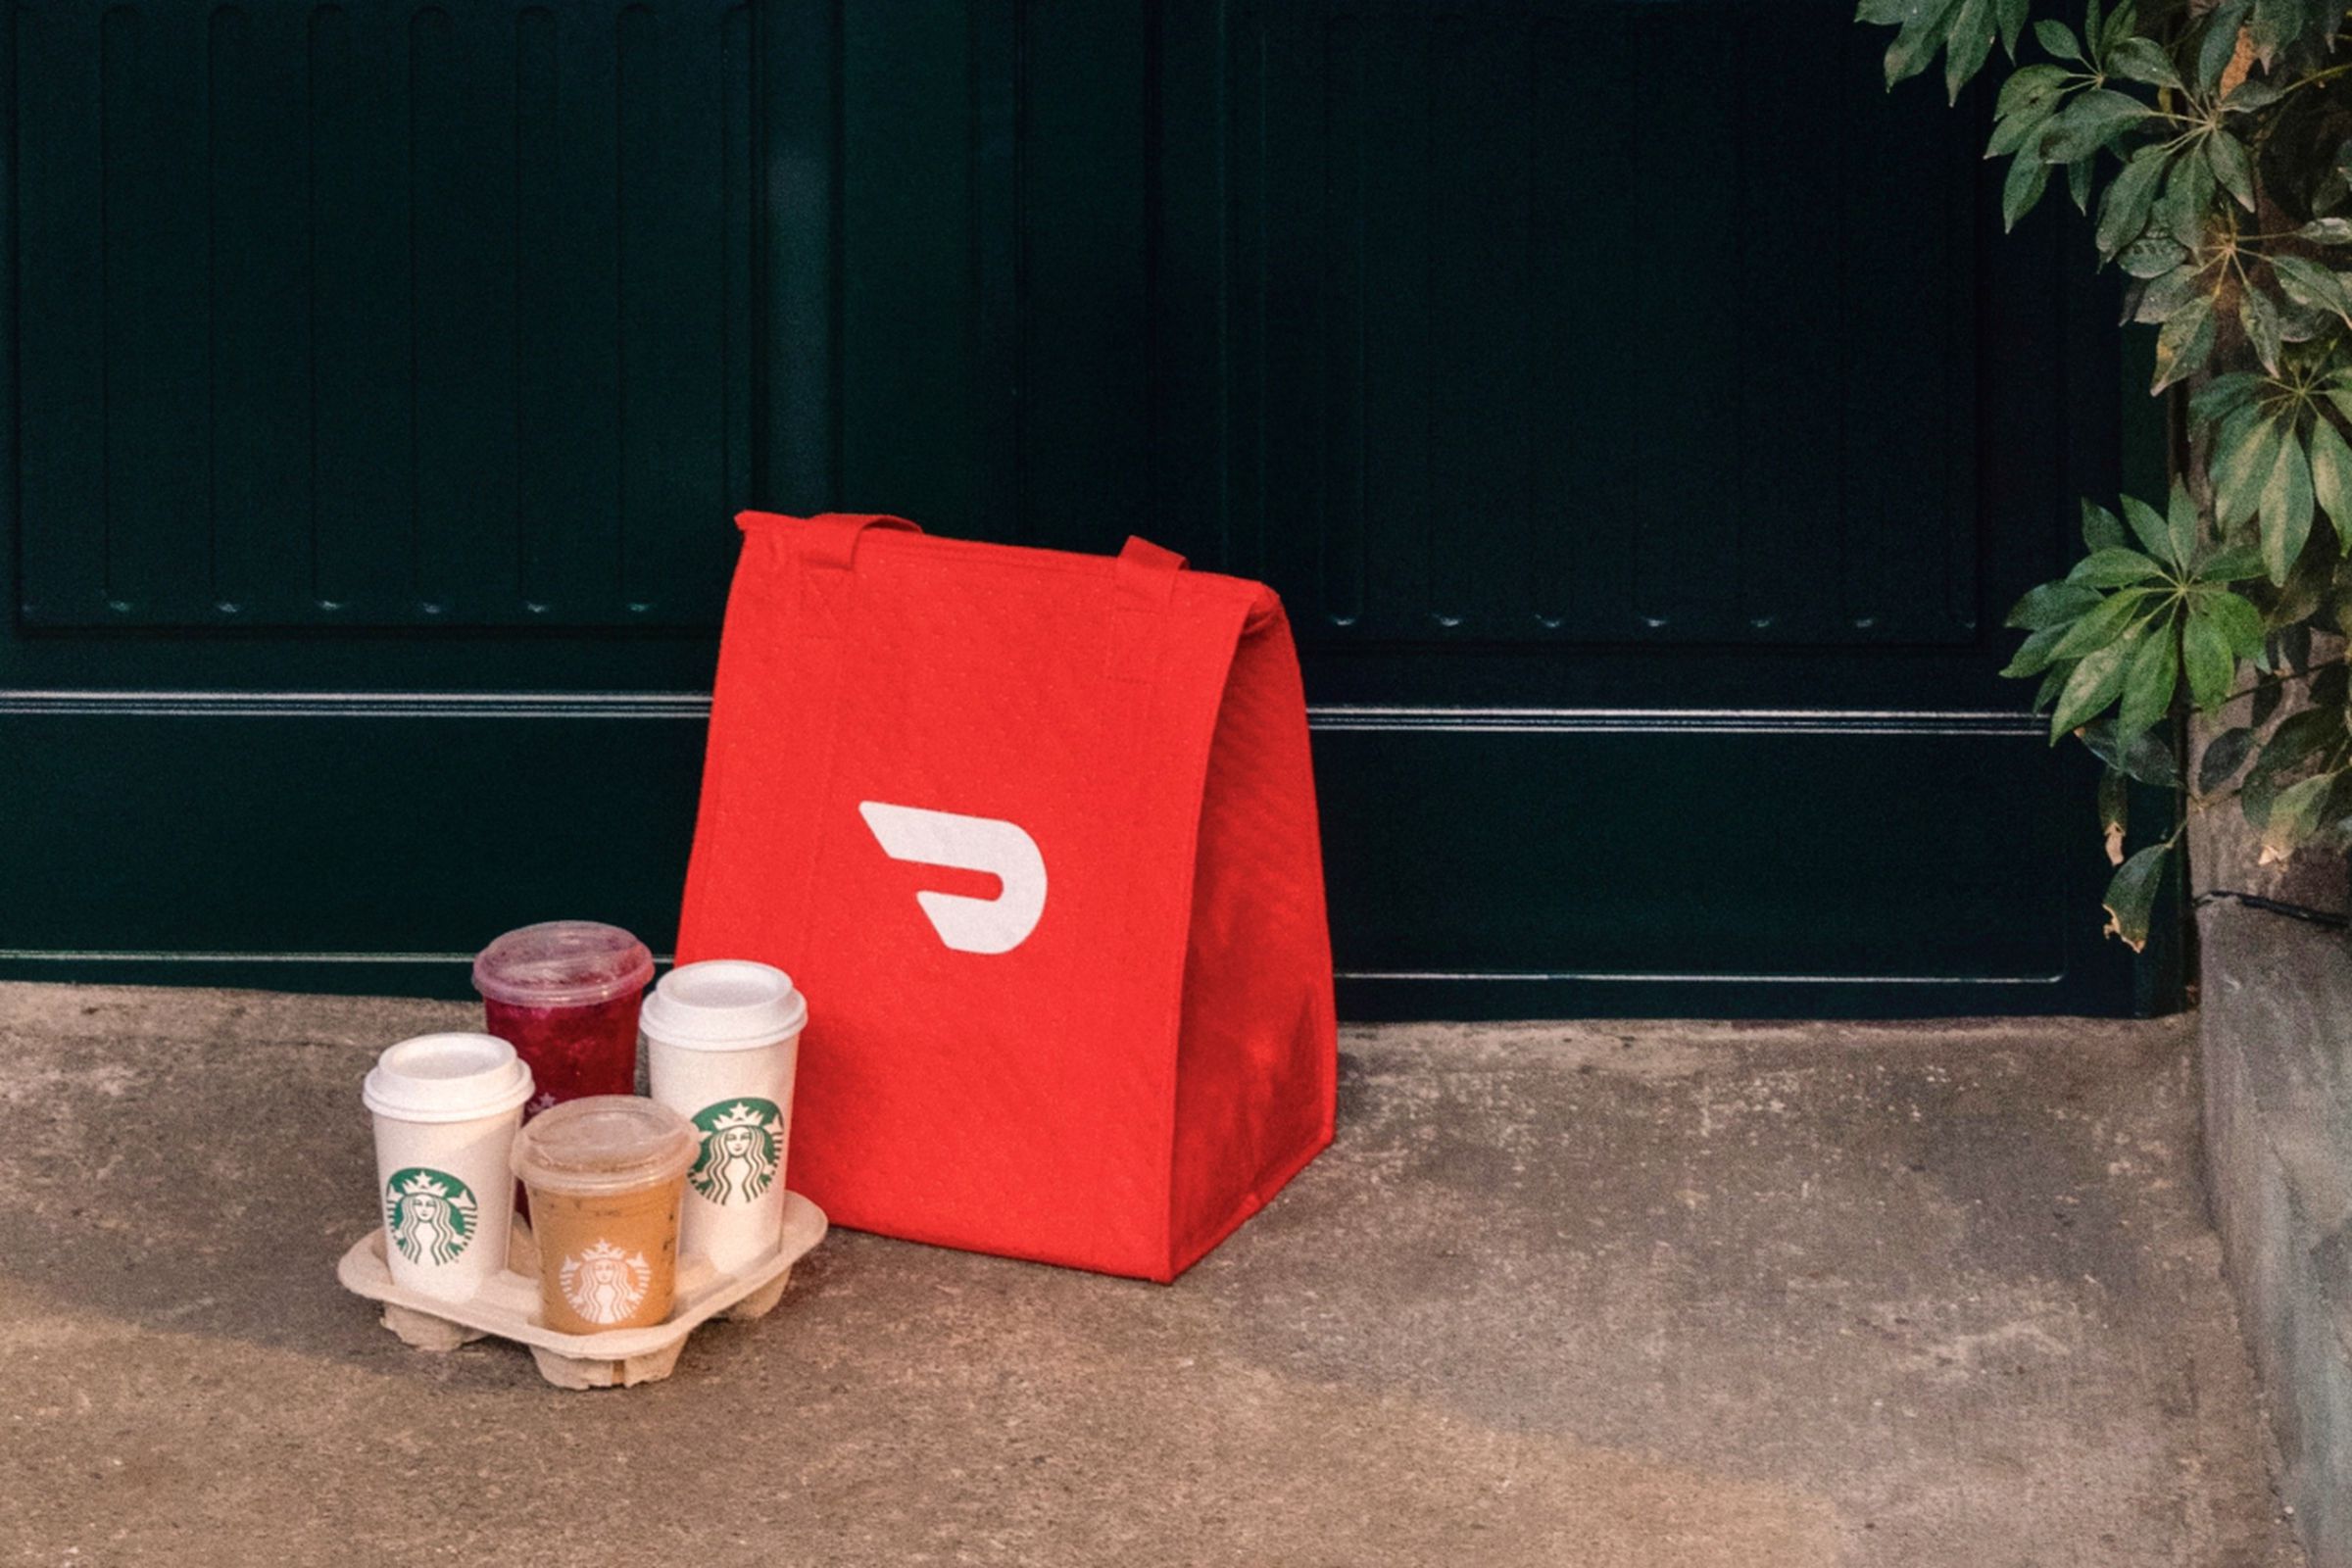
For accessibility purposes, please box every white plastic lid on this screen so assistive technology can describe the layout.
[639,959,808,1052]
[363,1033,535,1124]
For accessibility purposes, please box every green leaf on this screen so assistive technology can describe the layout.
[2098,762,2131,851]
[2096,145,2172,259]
[2103,0,2136,52]
[2242,765,2280,830]
[2191,372,2267,424]
[2209,131,2257,212]
[1988,96,2065,158]
[2301,217,2352,245]
[2069,547,2167,587]
[2157,150,2215,248]
[2035,17,2085,60]
[2181,603,2236,710]
[2196,2,2251,95]
[2165,478,2199,566]
[2003,151,2053,230]
[1996,62,2071,117]
[2004,622,2071,678]
[2070,154,2095,215]
[2253,677,2283,726]
[2250,0,2316,60]
[2054,587,2154,658]
[2198,544,2267,582]
[2271,254,2351,325]
[2118,496,2175,565]
[1945,0,1997,101]
[2092,0,2126,54]
[2117,617,2180,746]
[2151,293,2217,392]
[2214,411,2285,526]
[2223,77,2289,113]
[2310,416,2352,545]
[1996,0,2028,55]
[2271,295,2326,346]
[2106,34,2181,89]
[2263,772,2337,862]
[2118,236,2188,278]
[2200,725,2257,792]
[2052,633,2139,737]
[2126,237,2191,283]
[1886,0,1968,82]
[2007,579,2105,628]
[2193,587,2268,662]
[2260,428,2315,583]
[2254,707,2342,782]
[2242,286,2284,375]
[2040,88,2155,162]
[2101,843,2172,951]
[2131,262,2205,326]
[2082,497,2130,551]
[2080,716,2180,785]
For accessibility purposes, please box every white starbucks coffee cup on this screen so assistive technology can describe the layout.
[362,1033,534,1303]
[642,960,806,1273]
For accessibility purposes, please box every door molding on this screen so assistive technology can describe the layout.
[0,688,2042,737]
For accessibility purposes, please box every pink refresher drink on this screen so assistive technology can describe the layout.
[472,922,656,1119]
[482,991,644,1110]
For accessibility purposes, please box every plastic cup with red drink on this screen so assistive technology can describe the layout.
[472,921,656,1118]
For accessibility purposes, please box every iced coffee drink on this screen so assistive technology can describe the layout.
[510,1096,696,1334]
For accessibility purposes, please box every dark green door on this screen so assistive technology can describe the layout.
[0,1,2150,1016]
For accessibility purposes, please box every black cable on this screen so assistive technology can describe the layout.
[2191,889,2350,930]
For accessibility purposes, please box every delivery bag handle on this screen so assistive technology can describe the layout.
[1106,535,1187,682]
[735,511,923,572]
[731,512,922,633]
[1115,535,1186,604]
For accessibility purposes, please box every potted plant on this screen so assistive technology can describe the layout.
[1859,0,2352,948]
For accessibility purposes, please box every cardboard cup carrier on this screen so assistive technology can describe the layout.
[510,1096,698,1334]
[643,960,806,1273]
[344,996,826,1390]
[364,1033,533,1303]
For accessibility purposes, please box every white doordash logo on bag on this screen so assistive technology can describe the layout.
[858,802,1048,955]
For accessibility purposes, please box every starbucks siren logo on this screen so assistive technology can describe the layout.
[689,1099,782,1206]
[384,1167,479,1266]
[560,1239,653,1325]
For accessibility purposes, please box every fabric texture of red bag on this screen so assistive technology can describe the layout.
[677,513,1337,1281]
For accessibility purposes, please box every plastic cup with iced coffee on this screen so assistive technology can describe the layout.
[364,1033,534,1303]
[510,1095,697,1334]
[472,921,655,1116]
[643,959,806,1273]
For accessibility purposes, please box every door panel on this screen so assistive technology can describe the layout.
[0,0,2150,1015]
[15,0,755,628]
[1155,1,2139,1015]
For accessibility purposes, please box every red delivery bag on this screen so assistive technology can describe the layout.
[676,513,1338,1281]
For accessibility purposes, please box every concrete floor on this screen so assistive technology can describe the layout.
[0,984,2303,1568]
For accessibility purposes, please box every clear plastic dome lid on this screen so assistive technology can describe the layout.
[472,920,655,1008]
[509,1095,697,1196]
